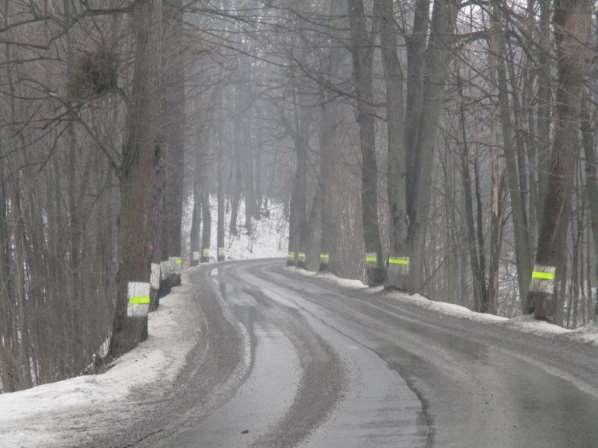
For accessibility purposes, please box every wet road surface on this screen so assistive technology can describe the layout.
[106,259,598,448]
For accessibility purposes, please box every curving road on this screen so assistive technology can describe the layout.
[109,259,598,448]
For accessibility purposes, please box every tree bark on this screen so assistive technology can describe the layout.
[110,0,162,358]
[580,92,597,317]
[406,0,457,291]
[377,0,408,288]
[349,0,384,285]
[490,0,533,313]
[160,0,185,258]
[528,0,592,321]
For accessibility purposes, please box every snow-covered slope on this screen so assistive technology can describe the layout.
[0,277,201,448]
[183,197,289,261]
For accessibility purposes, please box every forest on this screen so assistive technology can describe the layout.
[0,0,596,393]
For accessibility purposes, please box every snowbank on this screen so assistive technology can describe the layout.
[288,267,598,347]
[0,273,201,448]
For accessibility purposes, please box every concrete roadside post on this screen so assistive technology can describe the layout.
[192,251,200,267]
[297,252,306,269]
[168,256,182,289]
[530,265,556,316]
[287,251,296,267]
[386,256,410,290]
[127,281,150,341]
[159,260,172,298]
[149,263,161,311]
[127,282,150,318]
[319,252,330,271]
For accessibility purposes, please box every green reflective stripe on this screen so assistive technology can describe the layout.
[297,252,306,261]
[532,271,555,281]
[320,253,330,263]
[287,252,295,259]
[129,296,150,305]
[389,256,410,266]
[365,253,377,264]
[175,258,182,265]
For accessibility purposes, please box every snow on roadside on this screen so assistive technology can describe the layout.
[0,273,201,448]
[287,267,598,347]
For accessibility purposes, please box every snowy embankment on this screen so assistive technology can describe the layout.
[182,197,289,261]
[0,274,201,448]
[289,267,598,347]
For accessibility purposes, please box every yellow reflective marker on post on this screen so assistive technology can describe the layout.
[388,256,410,266]
[532,270,555,281]
[175,257,182,266]
[287,251,295,260]
[127,282,150,318]
[320,252,330,263]
[365,252,377,265]
[297,252,306,262]
[388,256,410,276]
[530,265,556,294]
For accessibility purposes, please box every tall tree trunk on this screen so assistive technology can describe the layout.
[377,0,408,288]
[580,92,597,317]
[201,189,211,262]
[536,0,552,230]
[110,0,162,357]
[9,177,33,389]
[528,0,592,321]
[488,119,506,314]
[349,0,384,285]
[190,152,201,265]
[406,0,457,291]
[160,0,185,258]
[458,73,487,312]
[405,0,430,173]
[229,83,243,237]
[317,0,344,272]
[291,133,307,267]
[217,92,226,261]
[490,0,533,312]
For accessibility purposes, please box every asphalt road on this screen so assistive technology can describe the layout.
[109,259,598,448]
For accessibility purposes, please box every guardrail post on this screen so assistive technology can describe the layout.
[127,281,150,340]
[191,251,200,267]
[149,263,160,311]
[386,255,410,290]
[287,251,296,266]
[297,252,306,269]
[365,252,386,286]
[319,252,330,271]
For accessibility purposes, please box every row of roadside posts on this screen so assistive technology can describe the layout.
[126,256,183,319]
[288,252,597,320]
[286,251,411,287]
[126,248,230,319]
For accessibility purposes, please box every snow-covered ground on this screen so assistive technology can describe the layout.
[0,275,201,448]
[183,197,289,261]
[288,267,598,347]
